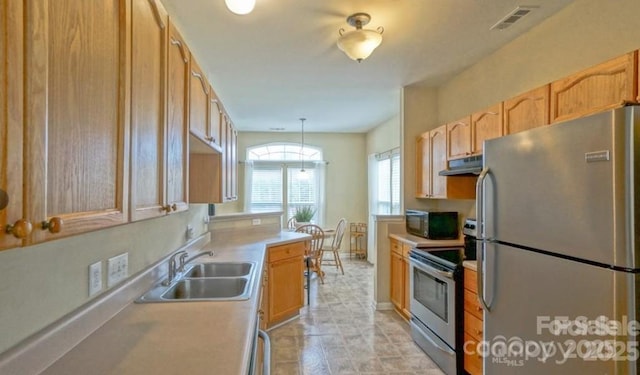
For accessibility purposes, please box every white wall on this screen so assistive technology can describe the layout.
[217,132,369,232]
[438,0,640,123]
[0,204,209,353]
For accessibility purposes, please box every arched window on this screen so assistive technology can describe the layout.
[245,143,326,226]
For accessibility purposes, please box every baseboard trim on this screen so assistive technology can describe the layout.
[371,301,394,311]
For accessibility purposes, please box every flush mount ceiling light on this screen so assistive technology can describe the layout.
[337,13,384,63]
[225,0,255,15]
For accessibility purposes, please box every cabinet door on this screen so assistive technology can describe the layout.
[189,58,210,143]
[550,51,638,123]
[390,251,404,310]
[167,22,190,212]
[471,104,502,155]
[447,116,471,160]
[402,257,411,319]
[209,87,223,149]
[415,132,431,198]
[503,85,549,135]
[0,0,28,249]
[25,0,129,243]
[130,0,167,221]
[429,125,447,198]
[268,256,303,324]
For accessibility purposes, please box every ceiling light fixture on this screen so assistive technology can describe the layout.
[299,118,306,173]
[337,13,384,63]
[225,0,255,15]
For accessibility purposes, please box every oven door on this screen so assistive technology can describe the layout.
[408,256,456,348]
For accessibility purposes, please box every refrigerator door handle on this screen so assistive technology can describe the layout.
[476,167,492,312]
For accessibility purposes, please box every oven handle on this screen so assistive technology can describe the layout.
[410,317,456,355]
[476,167,491,312]
[409,257,454,280]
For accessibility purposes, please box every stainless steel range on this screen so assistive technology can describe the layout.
[408,219,476,375]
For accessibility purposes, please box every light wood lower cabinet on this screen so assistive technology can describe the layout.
[390,238,411,320]
[464,267,483,375]
[264,241,305,328]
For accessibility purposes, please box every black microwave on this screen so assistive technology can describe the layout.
[405,210,459,240]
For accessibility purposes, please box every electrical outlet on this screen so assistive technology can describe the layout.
[252,218,261,226]
[107,252,128,288]
[89,261,102,297]
[186,225,195,240]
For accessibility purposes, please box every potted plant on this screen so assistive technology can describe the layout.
[293,206,316,225]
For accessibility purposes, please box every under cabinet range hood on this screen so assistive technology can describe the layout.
[438,155,483,176]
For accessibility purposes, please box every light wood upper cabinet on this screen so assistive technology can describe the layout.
[415,128,475,200]
[550,51,638,123]
[24,0,129,243]
[0,0,27,250]
[222,114,238,202]
[165,21,189,214]
[447,116,472,160]
[471,103,503,155]
[209,86,223,149]
[130,0,168,221]
[430,125,448,198]
[189,58,210,144]
[415,132,431,198]
[503,85,549,135]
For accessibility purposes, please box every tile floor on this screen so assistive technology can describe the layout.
[269,255,446,375]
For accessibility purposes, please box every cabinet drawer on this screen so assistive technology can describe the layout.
[464,310,484,342]
[402,243,412,259]
[390,239,402,255]
[463,332,483,375]
[464,268,478,293]
[268,242,305,263]
[464,289,484,320]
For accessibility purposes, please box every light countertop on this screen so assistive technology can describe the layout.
[41,231,309,375]
[389,232,464,248]
[463,260,478,271]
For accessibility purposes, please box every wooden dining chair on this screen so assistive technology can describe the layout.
[295,224,325,304]
[321,218,347,275]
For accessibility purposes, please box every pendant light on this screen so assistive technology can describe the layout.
[225,0,255,15]
[299,118,306,173]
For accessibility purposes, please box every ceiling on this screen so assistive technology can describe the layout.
[161,0,574,133]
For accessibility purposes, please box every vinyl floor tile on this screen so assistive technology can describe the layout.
[269,255,445,375]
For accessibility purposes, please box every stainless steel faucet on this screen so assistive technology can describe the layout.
[178,250,214,272]
[163,250,214,285]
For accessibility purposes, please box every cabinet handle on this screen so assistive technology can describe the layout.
[205,136,214,142]
[476,305,483,312]
[6,219,33,239]
[162,205,171,212]
[171,203,178,211]
[475,328,483,336]
[41,217,63,234]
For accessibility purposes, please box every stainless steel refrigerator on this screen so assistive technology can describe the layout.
[476,105,640,374]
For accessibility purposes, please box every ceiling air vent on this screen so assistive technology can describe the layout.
[490,6,539,30]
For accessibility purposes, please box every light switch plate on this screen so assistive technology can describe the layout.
[89,261,102,297]
[107,252,128,288]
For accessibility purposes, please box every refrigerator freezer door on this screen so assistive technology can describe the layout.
[482,106,639,268]
[482,243,636,374]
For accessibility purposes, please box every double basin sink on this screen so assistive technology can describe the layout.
[137,262,256,303]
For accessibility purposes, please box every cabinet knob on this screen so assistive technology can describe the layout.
[171,203,178,211]
[41,217,63,233]
[205,136,214,143]
[6,219,33,239]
